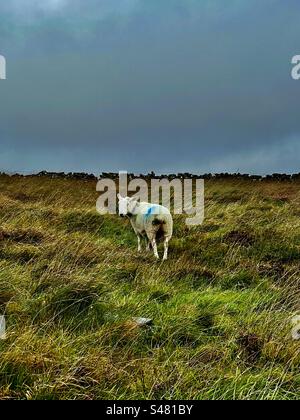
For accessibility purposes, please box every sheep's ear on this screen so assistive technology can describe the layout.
[117,193,122,200]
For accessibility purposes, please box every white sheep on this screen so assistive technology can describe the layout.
[117,194,173,260]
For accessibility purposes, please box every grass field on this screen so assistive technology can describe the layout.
[0,174,299,400]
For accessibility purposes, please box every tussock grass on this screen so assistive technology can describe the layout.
[0,175,299,400]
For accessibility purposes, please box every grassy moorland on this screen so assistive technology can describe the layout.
[0,174,299,400]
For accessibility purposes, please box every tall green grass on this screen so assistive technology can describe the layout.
[0,175,299,399]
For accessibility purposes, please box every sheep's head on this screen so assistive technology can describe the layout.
[117,194,138,218]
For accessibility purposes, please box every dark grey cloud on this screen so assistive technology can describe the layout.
[0,0,300,174]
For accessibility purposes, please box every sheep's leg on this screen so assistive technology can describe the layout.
[137,235,142,253]
[163,237,170,261]
[146,238,151,252]
[151,238,159,260]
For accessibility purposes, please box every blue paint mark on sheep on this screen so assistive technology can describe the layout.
[145,206,157,218]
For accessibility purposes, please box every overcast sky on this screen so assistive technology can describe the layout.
[0,0,300,174]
